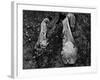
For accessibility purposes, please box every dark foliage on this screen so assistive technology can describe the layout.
[23,10,91,69]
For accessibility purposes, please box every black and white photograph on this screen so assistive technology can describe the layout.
[23,10,91,69]
[11,2,97,78]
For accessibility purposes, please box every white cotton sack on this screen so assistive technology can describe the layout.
[61,41,77,64]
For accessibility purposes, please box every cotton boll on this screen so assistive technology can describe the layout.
[40,40,48,47]
[40,40,47,46]
[63,41,74,53]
